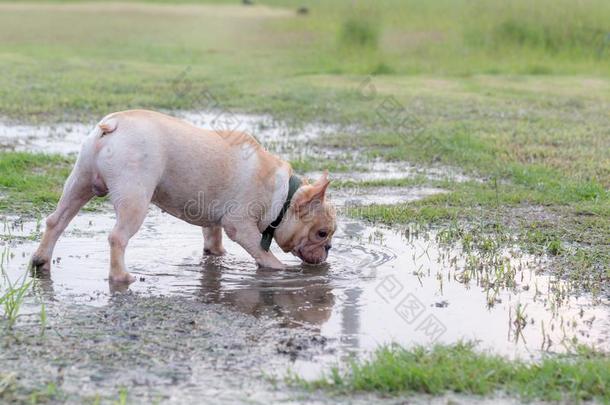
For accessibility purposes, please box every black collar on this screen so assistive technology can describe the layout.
[260,175,302,251]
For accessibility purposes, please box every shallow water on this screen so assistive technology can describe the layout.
[332,186,446,206]
[2,209,608,380]
[0,121,91,155]
[0,111,321,156]
[0,111,471,183]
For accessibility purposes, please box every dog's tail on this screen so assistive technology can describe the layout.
[97,115,118,137]
[78,113,120,174]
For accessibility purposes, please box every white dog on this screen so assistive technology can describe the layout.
[32,110,336,282]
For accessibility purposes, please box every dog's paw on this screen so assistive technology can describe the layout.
[204,246,226,256]
[30,254,51,272]
[257,260,286,270]
[109,271,136,284]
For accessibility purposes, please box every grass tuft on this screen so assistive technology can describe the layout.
[465,0,610,58]
[295,343,610,402]
[339,15,380,49]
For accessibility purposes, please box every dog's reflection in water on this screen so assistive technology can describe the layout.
[29,258,335,328]
[198,258,335,328]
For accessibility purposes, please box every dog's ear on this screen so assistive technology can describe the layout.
[294,171,330,214]
[310,170,330,201]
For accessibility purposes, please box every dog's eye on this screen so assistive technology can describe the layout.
[317,230,328,239]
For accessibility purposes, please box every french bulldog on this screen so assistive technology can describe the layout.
[31,110,336,283]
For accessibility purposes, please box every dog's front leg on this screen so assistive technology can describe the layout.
[202,226,226,256]
[221,218,285,270]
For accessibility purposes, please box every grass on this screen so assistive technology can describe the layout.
[0,0,608,121]
[1,243,45,332]
[333,176,438,189]
[0,377,66,404]
[339,13,380,49]
[294,343,610,402]
[0,266,31,330]
[1,222,53,333]
[0,377,128,404]
[289,157,359,174]
[0,152,72,213]
[0,152,105,214]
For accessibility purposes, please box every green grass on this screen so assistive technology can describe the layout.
[0,267,32,330]
[295,343,610,402]
[333,176,438,189]
[0,153,72,214]
[0,0,608,121]
[0,152,105,214]
[0,376,65,404]
[289,157,359,174]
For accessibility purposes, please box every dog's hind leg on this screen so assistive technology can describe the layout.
[202,226,226,256]
[31,161,94,272]
[107,186,151,283]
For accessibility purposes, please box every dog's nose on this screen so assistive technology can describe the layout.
[325,244,332,252]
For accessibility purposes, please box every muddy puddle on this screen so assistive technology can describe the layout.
[2,209,608,374]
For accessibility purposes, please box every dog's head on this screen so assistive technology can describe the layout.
[275,172,336,265]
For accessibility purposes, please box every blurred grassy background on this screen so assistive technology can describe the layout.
[0,0,608,121]
[2,0,609,78]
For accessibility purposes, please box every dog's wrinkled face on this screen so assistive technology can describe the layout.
[275,172,336,265]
